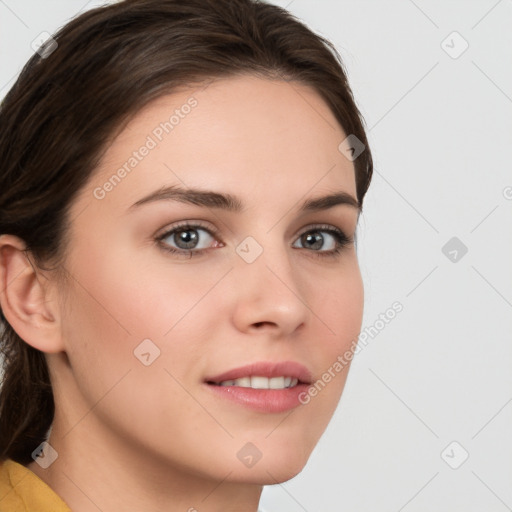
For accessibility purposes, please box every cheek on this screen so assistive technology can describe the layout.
[332,270,364,353]
[57,253,219,455]
[59,244,227,406]
[297,260,364,415]
[64,238,220,339]
[310,257,364,354]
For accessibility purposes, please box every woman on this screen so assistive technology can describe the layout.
[0,0,373,510]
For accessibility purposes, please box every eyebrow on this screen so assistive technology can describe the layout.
[128,185,361,214]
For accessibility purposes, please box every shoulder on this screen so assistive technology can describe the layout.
[0,458,71,512]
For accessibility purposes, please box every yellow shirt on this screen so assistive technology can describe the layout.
[0,458,71,511]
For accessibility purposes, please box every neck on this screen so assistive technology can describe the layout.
[25,418,263,512]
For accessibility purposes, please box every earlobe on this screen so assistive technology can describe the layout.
[0,234,64,354]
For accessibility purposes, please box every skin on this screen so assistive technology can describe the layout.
[0,74,364,512]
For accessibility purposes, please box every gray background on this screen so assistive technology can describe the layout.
[1,1,511,511]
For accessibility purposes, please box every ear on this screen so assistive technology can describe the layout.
[0,234,64,353]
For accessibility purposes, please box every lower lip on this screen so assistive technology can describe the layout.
[205,383,310,413]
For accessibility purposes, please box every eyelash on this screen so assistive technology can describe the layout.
[155,221,353,259]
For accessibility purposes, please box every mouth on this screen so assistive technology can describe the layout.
[204,361,313,413]
[207,375,302,389]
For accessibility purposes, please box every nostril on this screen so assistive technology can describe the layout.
[252,321,276,327]
[253,321,274,328]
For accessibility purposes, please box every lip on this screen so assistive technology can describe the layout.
[204,361,313,414]
[205,361,313,385]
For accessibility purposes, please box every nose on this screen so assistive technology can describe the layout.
[230,239,310,338]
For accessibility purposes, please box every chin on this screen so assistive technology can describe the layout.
[236,461,309,485]
[224,444,313,485]
[262,460,308,484]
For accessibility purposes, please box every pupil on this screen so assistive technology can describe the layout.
[177,229,198,249]
[304,232,322,250]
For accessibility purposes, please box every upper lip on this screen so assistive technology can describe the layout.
[205,361,313,385]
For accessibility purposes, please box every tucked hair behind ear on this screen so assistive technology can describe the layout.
[0,0,373,465]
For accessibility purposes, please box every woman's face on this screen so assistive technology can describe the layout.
[50,74,364,484]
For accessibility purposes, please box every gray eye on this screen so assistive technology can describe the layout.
[293,230,337,251]
[163,227,215,251]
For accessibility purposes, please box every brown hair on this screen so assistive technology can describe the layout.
[0,0,373,465]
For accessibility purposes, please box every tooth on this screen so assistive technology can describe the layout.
[234,377,251,387]
[269,376,285,389]
[218,376,298,389]
[250,376,269,389]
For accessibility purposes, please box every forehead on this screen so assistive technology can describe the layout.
[77,75,357,217]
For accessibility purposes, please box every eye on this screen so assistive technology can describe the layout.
[156,222,221,258]
[292,225,352,257]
